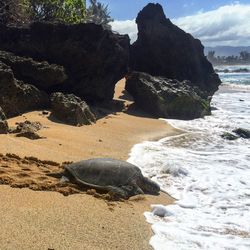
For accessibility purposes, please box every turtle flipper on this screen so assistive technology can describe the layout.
[108,186,129,199]
[108,185,143,199]
[120,184,144,197]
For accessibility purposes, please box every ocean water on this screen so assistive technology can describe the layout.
[128,66,250,250]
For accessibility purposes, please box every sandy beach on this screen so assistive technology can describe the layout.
[0,79,180,249]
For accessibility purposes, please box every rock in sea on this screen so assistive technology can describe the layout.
[233,128,250,139]
[221,132,239,141]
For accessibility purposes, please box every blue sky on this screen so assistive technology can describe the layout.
[87,1,250,46]
[87,0,250,20]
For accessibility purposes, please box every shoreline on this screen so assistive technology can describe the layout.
[0,79,182,249]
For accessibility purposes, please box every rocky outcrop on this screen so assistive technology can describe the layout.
[221,128,250,140]
[0,107,8,134]
[0,62,49,117]
[0,50,67,91]
[0,22,130,102]
[50,92,96,126]
[221,132,238,141]
[125,72,210,120]
[233,128,250,139]
[130,3,221,97]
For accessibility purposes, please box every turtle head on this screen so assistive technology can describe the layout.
[139,177,160,195]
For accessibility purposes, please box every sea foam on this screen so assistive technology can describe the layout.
[128,72,250,249]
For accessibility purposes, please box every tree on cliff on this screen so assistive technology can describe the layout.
[207,51,216,64]
[86,0,113,30]
[0,0,29,25]
[0,0,86,25]
[240,51,250,61]
[0,0,114,27]
[29,0,86,23]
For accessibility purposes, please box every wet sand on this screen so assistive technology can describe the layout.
[0,79,180,249]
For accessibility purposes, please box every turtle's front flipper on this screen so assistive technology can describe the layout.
[108,186,128,199]
[108,185,143,199]
[121,183,144,197]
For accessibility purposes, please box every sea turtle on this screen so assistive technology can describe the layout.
[63,158,160,199]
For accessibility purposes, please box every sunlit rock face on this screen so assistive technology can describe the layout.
[130,3,221,98]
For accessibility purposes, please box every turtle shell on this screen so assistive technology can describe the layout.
[65,158,142,188]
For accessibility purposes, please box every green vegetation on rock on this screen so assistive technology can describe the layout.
[29,0,86,23]
[0,0,113,28]
[86,0,113,29]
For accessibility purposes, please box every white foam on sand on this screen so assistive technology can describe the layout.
[128,84,250,249]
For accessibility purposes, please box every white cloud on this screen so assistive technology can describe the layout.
[111,19,137,43]
[111,3,250,46]
[173,3,250,46]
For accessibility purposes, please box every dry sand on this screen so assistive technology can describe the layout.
[0,79,180,250]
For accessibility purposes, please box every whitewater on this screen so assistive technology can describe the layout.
[128,67,250,250]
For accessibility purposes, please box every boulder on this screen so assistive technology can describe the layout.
[11,121,44,140]
[130,3,221,97]
[50,92,96,126]
[221,132,238,141]
[0,107,8,134]
[0,62,49,117]
[0,50,67,91]
[125,72,211,120]
[0,22,130,102]
[233,128,250,139]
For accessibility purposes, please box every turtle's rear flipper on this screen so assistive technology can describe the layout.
[46,172,64,179]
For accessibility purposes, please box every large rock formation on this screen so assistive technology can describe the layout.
[0,50,67,91]
[126,72,211,120]
[0,62,49,117]
[0,22,130,102]
[130,3,221,97]
[50,92,96,126]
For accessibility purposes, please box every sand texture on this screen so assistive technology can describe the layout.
[0,79,180,249]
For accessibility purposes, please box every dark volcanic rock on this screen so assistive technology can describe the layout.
[0,62,49,117]
[130,3,221,97]
[0,22,130,102]
[221,132,238,141]
[233,128,250,139]
[0,50,67,91]
[0,107,8,134]
[12,121,44,140]
[50,92,96,126]
[125,72,211,120]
